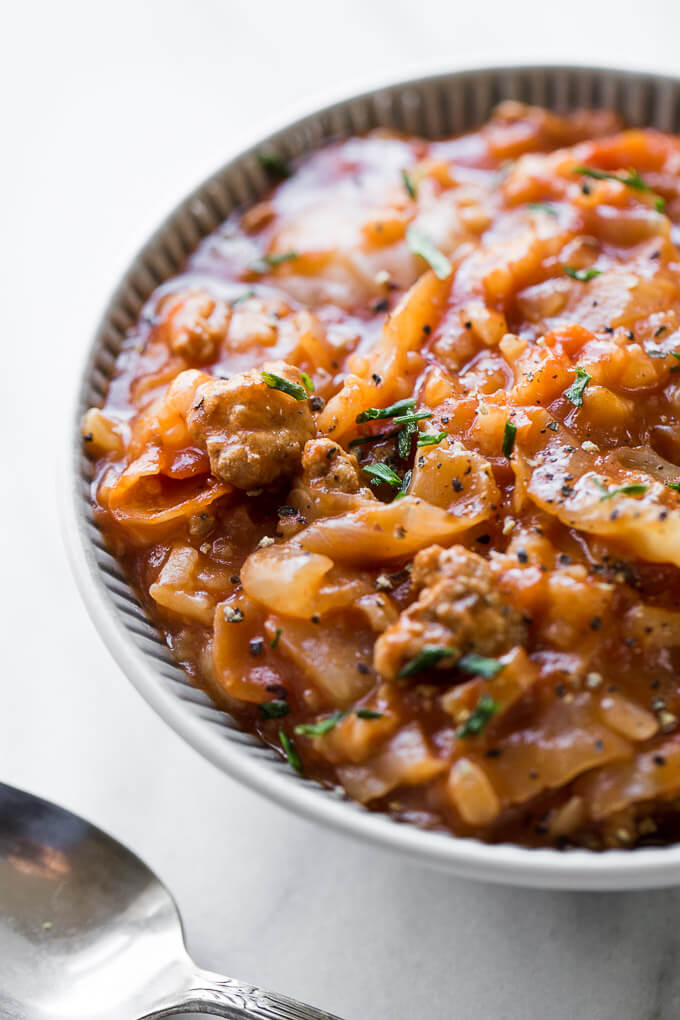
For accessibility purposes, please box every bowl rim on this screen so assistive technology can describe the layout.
[63,61,680,889]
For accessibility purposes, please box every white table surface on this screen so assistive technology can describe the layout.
[4,3,680,1017]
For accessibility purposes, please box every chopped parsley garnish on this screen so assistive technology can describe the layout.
[564,265,602,282]
[257,151,291,177]
[574,165,646,187]
[528,202,558,216]
[392,410,433,425]
[564,366,591,407]
[295,710,346,737]
[300,371,315,393]
[666,482,680,493]
[393,468,412,500]
[279,730,303,772]
[593,479,649,502]
[671,352,680,372]
[417,431,447,447]
[363,462,403,489]
[261,371,308,401]
[356,708,383,720]
[573,166,665,210]
[356,397,416,423]
[458,653,504,678]
[502,420,517,458]
[406,226,453,280]
[270,626,282,649]
[231,289,255,306]
[456,694,498,738]
[260,700,290,719]
[397,422,417,459]
[250,251,298,274]
[398,644,457,678]
[401,169,417,199]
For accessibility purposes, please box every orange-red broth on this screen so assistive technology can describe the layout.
[84,103,680,848]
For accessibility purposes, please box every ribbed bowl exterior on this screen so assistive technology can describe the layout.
[66,65,680,888]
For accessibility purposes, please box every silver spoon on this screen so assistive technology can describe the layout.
[0,781,343,1019]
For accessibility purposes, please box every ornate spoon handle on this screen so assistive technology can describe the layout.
[140,967,344,1020]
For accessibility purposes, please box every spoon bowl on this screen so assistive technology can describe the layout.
[0,782,341,1019]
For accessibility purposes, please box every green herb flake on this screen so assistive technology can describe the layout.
[261,371,308,401]
[279,730,303,773]
[593,479,649,502]
[260,700,290,719]
[295,710,346,737]
[666,482,680,493]
[406,226,453,280]
[257,151,291,177]
[250,251,298,274]
[392,410,433,426]
[363,462,403,489]
[456,694,498,738]
[401,169,417,199]
[231,289,255,306]
[528,202,558,216]
[564,366,592,407]
[397,422,417,459]
[564,265,602,282]
[671,352,680,373]
[573,165,650,190]
[300,371,315,393]
[458,653,504,679]
[270,626,282,649]
[573,165,665,210]
[356,708,383,720]
[393,468,412,501]
[620,168,650,192]
[356,397,416,424]
[417,431,447,447]
[398,644,457,678]
[502,420,517,458]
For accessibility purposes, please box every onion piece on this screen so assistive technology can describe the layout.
[577,740,680,820]
[483,694,632,805]
[447,758,501,826]
[615,445,680,486]
[106,447,229,542]
[297,494,491,564]
[625,604,680,649]
[526,436,680,567]
[409,440,500,512]
[338,723,446,802]
[240,544,371,618]
[265,614,376,708]
[149,543,215,625]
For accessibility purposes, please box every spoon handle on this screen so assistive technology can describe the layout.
[141,967,345,1020]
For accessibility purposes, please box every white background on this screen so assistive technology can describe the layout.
[3,3,680,1017]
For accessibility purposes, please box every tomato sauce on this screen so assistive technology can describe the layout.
[84,102,680,848]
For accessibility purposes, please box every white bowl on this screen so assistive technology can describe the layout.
[64,64,680,889]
